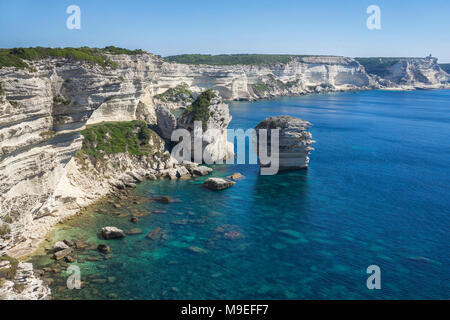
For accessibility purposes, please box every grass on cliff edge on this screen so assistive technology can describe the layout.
[183,89,216,130]
[0,46,147,70]
[154,84,192,103]
[164,54,314,65]
[77,120,162,160]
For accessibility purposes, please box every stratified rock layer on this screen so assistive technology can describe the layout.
[254,116,315,171]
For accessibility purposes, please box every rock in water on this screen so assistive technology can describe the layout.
[177,90,234,163]
[53,248,73,260]
[227,172,244,180]
[53,241,69,252]
[101,227,125,239]
[146,227,161,240]
[97,244,111,253]
[254,116,315,172]
[203,178,235,191]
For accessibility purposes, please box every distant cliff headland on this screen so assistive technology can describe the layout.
[0,47,449,298]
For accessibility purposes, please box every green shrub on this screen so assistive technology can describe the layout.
[355,57,404,77]
[0,224,10,238]
[39,130,56,139]
[252,82,269,94]
[155,84,192,103]
[0,82,3,95]
[0,254,18,279]
[0,47,117,69]
[164,54,309,65]
[183,89,216,130]
[100,46,146,55]
[0,50,30,69]
[8,100,18,108]
[53,95,71,106]
[2,214,13,224]
[77,120,162,159]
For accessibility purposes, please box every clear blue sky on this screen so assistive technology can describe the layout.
[1,0,449,62]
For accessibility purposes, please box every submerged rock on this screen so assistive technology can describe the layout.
[227,172,244,180]
[203,178,235,191]
[146,227,161,240]
[125,228,143,235]
[187,246,208,254]
[151,196,172,203]
[101,227,125,239]
[254,115,315,172]
[97,244,111,254]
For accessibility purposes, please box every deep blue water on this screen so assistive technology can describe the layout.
[31,90,450,299]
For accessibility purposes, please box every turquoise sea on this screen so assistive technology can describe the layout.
[30,90,450,299]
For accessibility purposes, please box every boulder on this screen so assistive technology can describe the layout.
[192,166,213,176]
[227,172,244,180]
[203,178,235,191]
[254,115,315,172]
[63,239,75,247]
[53,241,69,252]
[176,166,191,179]
[101,227,125,239]
[181,160,198,170]
[53,248,73,260]
[146,227,161,240]
[97,244,111,254]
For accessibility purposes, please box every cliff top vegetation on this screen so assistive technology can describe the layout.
[0,46,147,70]
[164,54,315,65]
[77,121,162,159]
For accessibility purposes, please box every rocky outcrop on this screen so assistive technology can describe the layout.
[0,260,50,300]
[254,116,315,172]
[203,178,235,191]
[155,104,177,140]
[357,57,450,90]
[177,90,234,163]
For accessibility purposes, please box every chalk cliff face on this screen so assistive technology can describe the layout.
[378,57,450,88]
[159,56,375,100]
[0,52,449,259]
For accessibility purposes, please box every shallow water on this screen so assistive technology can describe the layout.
[29,90,450,299]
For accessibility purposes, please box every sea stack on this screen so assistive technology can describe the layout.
[254,116,315,172]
